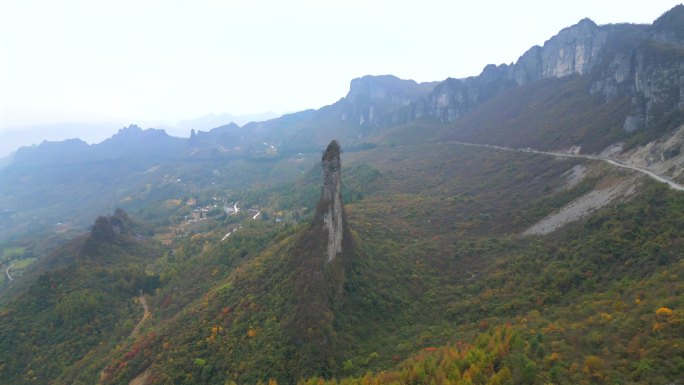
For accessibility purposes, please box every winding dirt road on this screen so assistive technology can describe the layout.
[447,141,684,192]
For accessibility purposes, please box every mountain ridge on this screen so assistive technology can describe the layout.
[1,8,684,384]
[8,5,683,164]
[4,6,684,245]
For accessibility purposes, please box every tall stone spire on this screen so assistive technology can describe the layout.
[290,140,351,375]
[320,140,343,263]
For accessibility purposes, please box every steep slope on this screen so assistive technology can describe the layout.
[94,141,355,385]
[95,125,186,160]
[310,143,682,385]
[5,6,684,245]
[440,75,632,154]
[375,6,683,158]
[235,75,437,152]
[0,210,161,384]
[97,141,683,385]
[418,8,684,137]
[230,9,683,155]
[0,75,434,243]
[288,141,354,374]
[0,126,319,243]
[1,7,684,385]
[2,136,683,385]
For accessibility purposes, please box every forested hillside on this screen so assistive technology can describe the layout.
[1,5,683,385]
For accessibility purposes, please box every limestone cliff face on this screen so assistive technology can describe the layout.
[599,46,684,132]
[320,140,343,263]
[424,18,608,122]
[527,18,607,81]
[341,75,437,126]
[337,14,683,131]
[422,6,684,131]
[426,64,515,122]
[323,6,684,155]
[582,6,684,133]
[652,4,684,45]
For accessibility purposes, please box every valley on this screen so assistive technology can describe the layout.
[1,5,684,385]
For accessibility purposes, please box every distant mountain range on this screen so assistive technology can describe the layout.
[0,111,280,158]
[1,6,684,385]
[158,112,281,138]
[2,5,684,243]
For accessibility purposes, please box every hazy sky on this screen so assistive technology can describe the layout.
[1,0,682,130]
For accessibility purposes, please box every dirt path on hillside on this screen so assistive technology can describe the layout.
[99,295,152,385]
[130,294,150,339]
[125,296,152,385]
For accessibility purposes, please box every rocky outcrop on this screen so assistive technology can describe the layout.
[586,7,684,133]
[89,208,132,241]
[425,78,480,123]
[290,140,352,375]
[523,20,604,77]
[320,141,344,263]
[82,209,138,257]
[617,124,684,182]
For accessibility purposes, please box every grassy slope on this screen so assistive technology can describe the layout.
[0,220,162,384]
[94,142,683,385]
[317,144,684,384]
[3,141,682,385]
[309,181,684,385]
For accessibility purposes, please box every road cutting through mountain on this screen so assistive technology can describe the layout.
[447,141,684,192]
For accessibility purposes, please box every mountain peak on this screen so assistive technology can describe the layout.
[655,4,684,24]
[112,124,168,139]
[345,75,435,103]
[577,17,597,27]
[11,137,90,165]
[653,4,684,42]
[122,123,142,131]
[114,124,144,137]
[346,75,413,100]
[342,75,437,126]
